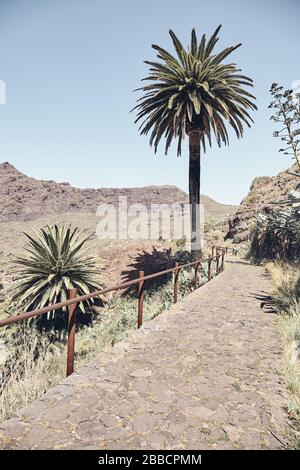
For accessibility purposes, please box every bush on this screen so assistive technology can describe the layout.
[250,209,300,262]
[0,323,65,422]
[11,225,102,329]
[266,262,300,314]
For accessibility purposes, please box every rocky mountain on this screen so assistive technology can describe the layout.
[225,165,300,244]
[0,162,236,222]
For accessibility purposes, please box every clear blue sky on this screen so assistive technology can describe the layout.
[0,0,299,204]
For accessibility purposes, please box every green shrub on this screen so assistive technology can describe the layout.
[250,209,300,262]
[11,225,102,328]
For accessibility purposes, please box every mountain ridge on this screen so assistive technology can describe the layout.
[0,161,236,222]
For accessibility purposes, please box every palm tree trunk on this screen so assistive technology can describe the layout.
[188,130,202,258]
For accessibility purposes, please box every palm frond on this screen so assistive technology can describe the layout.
[11,225,102,318]
[132,26,256,155]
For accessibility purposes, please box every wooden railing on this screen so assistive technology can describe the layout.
[0,245,236,377]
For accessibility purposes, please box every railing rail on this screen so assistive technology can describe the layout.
[0,245,236,376]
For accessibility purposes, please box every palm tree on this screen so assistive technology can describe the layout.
[132,25,257,255]
[11,225,101,319]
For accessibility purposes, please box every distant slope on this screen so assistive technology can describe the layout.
[0,162,236,222]
[225,165,300,243]
[199,195,237,219]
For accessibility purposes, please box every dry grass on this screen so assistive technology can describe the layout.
[266,262,300,313]
[266,262,300,448]
[0,323,65,422]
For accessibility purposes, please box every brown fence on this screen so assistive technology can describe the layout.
[0,245,236,377]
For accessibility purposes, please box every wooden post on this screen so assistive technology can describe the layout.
[137,271,144,329]
[221,251,225,271]
[208,257,212,281]
[216,254,220,274]
[211,245,215,258]
[66,288,78,377]
[174,262,180,303]
[194,261,200,289]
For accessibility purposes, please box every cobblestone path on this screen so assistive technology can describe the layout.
[0,258,287,450]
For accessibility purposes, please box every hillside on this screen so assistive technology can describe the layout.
[225,165,300,243]
[0,161,236,288]
[0,162,236,222]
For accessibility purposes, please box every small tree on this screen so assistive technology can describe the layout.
[250,86,300,261]
[11,225,101,323]
[269,83,300,171]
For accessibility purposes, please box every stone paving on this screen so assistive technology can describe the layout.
[0,258,288,450]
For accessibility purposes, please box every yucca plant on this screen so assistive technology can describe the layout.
[250,209,300,262]
[132,25,257,254]
[11,225,101,322]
